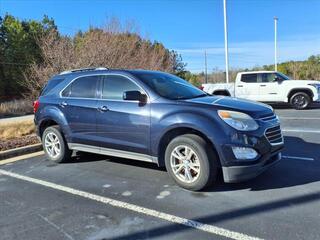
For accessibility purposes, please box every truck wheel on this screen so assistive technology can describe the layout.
[42,126,72,163]
[290,92,310,110]
[164,134,218,191]
[212,90,231,96]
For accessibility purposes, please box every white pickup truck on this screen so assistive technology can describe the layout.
[202,71,320,109]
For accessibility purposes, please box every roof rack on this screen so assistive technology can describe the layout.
[59,67,108,75]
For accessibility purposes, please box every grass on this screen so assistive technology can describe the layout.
[0,119,36,140]
[0,99,33,117]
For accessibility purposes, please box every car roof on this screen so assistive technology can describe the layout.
[55,68,164,78]
[238,71,277,74]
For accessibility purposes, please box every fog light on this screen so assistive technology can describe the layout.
[232,147,258,160]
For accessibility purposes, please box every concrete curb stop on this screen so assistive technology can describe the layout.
[0,143,43,160]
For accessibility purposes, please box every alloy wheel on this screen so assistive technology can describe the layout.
[170,145,201,183]
[292,94,308,108]
[44,132,61,159]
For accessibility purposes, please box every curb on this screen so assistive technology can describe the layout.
[0,143,43,160]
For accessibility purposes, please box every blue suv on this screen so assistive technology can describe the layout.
[34,67,284,190]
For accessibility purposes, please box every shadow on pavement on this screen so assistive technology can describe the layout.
[104,191,320,240]
[61,136,320,193]
[208,135,320,192]
[54,136,320,239]
[62,151,164,171]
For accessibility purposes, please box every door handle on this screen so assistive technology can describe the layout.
[60,101,68,107]
[260,85,266,87]
[237,85,243,87]
[98,106,109,112]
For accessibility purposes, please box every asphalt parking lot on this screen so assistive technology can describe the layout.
[1,104,320,240]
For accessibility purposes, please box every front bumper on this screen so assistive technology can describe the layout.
[313,93,320,102]
[217,116,284,183]
[222,152,281,183]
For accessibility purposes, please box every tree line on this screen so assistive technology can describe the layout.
[0,15,57,99]
[0,14,319,99]
[193,55,320,84]
[257,55,320,80]
[0,15,185,100]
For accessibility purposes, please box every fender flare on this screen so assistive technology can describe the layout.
[38,106,70,139]
[287,88,314,100]
[151,112,226,165]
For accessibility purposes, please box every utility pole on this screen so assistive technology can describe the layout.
[204,50,208,83]
[223,0,229,83]
[274,16,278,71]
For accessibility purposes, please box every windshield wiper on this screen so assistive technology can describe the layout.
[175,94,208,100]
[189,94,208,99]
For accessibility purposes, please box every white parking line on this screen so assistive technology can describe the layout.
[282,156,314,161]
[0,169,262,240]
[282,129,320,133]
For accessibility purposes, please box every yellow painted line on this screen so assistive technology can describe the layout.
[0,151,44,165]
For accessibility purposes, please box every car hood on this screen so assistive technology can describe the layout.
[184,96,273,118]
[284,80,320,85]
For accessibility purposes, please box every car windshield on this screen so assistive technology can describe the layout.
[277,72,291,80]
[132,71,206,100]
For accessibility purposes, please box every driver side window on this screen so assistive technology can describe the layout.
[261,73,277,83]
[102,75,141,100]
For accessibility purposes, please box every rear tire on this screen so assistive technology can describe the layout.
[42,126,72,163]
[290,92,311,110]
[164,134,218,191]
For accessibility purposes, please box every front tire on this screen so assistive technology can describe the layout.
[164,134,218,191]
[42,126,72,163]
[290,92,311,110]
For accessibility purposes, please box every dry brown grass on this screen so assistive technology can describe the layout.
[0,119,35,140]
[0,99,33,117]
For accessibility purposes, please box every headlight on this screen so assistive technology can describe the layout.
[218,110,259,131]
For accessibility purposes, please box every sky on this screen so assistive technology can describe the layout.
[1,0,320,73]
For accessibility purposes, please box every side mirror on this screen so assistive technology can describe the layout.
[123,91,147,102]
[274,77,283,83]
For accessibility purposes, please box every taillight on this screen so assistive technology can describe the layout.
[33,100,40,113]
[199,86,204,91]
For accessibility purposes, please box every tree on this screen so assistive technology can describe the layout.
[0,16,5,97]
[176,70,202,86]
[0,14,57,99]
[25,18,186,98]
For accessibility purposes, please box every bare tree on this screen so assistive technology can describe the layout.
[24,18,183,99]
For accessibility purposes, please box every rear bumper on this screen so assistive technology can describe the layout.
[222,152,282,183]
[34,118,40,137]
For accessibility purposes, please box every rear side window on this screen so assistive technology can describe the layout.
[41,78,65,96]
[241,74,258,83]
[102,75,141,100]
[62,76,99,98]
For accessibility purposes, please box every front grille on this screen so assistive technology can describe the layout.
[265,125,283,145]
